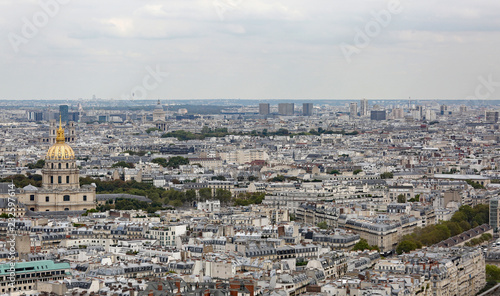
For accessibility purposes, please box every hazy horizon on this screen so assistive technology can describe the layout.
[2,0,500,101]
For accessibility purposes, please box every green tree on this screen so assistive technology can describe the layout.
[270,175,286,182]
[275,128,289,136]
[396,240,418,254]
[212,175,226,181]
[353,169,362,175]
[248,176,259,181]
[397,194,406,203]
[152,158,168,167]
[185,190,197,202]
[465,179,485,189]
[486,265,500,281]
[169,199,183,207]
[317,222,328,229]
[167,156,189,168]
[146,127,161,133]
[380,172,393,179]
[112,161,134,168]
[27,159,45,169]
[352,238,379,251]
[214,189,232,204]
[199,188,212,201]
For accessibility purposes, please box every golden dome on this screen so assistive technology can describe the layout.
[46,116,75,161]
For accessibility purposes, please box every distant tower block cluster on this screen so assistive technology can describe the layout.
[258,102,314,116]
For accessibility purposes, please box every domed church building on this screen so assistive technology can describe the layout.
[19,117,96,212]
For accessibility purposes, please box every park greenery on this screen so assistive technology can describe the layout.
[464,233,492,247]
[317,222,328,229]
[1,174,42,188]
[80,177,264,212]
[396,204,489,254]
[161,127,360,141]
[465,179,485,189]
[380,172,393,179]
[111,161,134,168]
[352,238,380,252]
[27,159,45,169]
[152,156,190,168]
[479,265,500,293]
[397,194,406,203]
[233,192,265,206]
[146,128,161,134]
[486,264,500,282]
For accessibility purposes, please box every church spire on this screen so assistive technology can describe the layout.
[56,115,65,143]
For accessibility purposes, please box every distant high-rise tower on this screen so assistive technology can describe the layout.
[485,111,499,123]
[370,110,386,121]
[303,103,313,116]
[440,105,448,115]
[360,99,368,116]
[59,105,69,123]
[278,103,294,116]
[392,108,404,119]
[259,103,270,115]
[349,103,358,118]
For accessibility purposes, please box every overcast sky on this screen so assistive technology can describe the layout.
[1,0,500,101]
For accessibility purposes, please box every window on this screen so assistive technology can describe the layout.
[46,209,49,211]
[58,163,61,169]
[45,196,49,202]
[30,208,34,211]
[66,176,69,183]
[50,176,53,183]
[66,163,68,168]
[58,176,61,183]
[30,195,35,201]
[83,195,87,201]
[64,208,69,211]
[63,195,70,201]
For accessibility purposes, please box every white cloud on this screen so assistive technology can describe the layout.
[2,0,500,99]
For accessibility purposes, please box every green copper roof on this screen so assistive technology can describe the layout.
[0,260,70,275]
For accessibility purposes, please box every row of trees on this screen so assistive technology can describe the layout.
[152,156,189,169]
[1,174,42,188]
[112,156,190,169]
[464,233,492,247]
[79,177,262,211]
[27,159,45,169]
[396,204,489,254]
[161,128,361,141]
[352,238,380,252]
[233,192,265,206]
